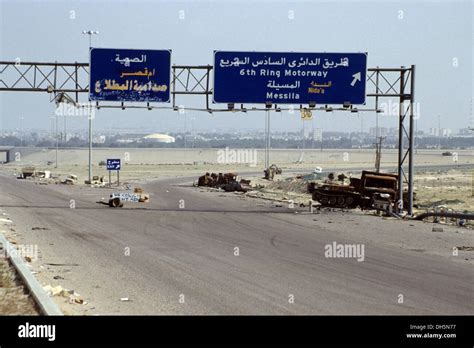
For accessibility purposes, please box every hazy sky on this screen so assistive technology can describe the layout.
[0,0,472,134]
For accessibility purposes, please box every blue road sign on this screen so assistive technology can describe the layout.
[213,51,367,105]
[106,159,121,171]
[90,48,171,102]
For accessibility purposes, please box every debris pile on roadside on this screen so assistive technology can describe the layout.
[84,175,106,187]
[62,174,78,185]
[196,172,251,192]
[17,167,53,180]
[263,164,282,180]
[266,176,310,194]
[244,172,317,206]
[17,166,36,179]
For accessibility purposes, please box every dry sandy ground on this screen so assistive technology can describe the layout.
[0,228,39,315]
[0,260,38,314]
[415,170,474,212]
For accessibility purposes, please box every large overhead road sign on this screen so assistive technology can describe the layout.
[90,48,171,102]
[213,51,367,105]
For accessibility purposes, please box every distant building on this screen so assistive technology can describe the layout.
[429,127,439,136]
[301,128,312,139]
[143,133,176,143]
[458,128,472,135]
[0,146,14,163]
[117,138,136,144]
[387,127,398,136]
[313,129,323,142]
[369,127,388,137]
[429,128,452,137]
[441,128,452,137]
[93,135,106,143]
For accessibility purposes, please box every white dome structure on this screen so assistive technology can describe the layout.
[143,133,176,143]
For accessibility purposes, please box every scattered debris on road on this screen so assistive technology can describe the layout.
[32,227,50,231]
[85,175,106,187]
[63,174,78,185]
[456,246,474,251]
[196,172,250,192]
[18,166,36,179]
[106,187,150,207]
[43,284,86,305]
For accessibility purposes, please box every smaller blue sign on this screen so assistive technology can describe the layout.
[107,159,121,171]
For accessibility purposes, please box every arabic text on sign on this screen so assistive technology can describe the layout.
[219,56,350,69]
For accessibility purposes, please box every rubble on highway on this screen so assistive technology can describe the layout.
[17,167,52,180]
[43,285,86,305]
[35,170,51,179]
[20,166,36,178]
[62,174,78,185]
[85,175,106,187]
[106,187,150,208]
[196,172,251,192]
[263,164,282,180]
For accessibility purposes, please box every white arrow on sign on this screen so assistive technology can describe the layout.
[350,72,361,86]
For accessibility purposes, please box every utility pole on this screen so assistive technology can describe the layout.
[415,116,418,154]
[264,109,271,169]
[191,117,196,148]
[301,119,305,150]
[55,114,58,168]
[438,115,441,150]
[374,136,385,172]
[63,115,67,143]
[82,30,99,183]
[19,116,24,147]
[184,112,187,148]
[49,116,54,139]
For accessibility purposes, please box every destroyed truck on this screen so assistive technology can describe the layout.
[310,170,412,211]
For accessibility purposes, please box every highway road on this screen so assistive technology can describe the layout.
[0,173,472,315]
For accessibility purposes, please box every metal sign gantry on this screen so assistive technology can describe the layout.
[0,60,415,215]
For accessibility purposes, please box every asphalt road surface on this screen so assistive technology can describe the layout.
[0,173,472,314]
